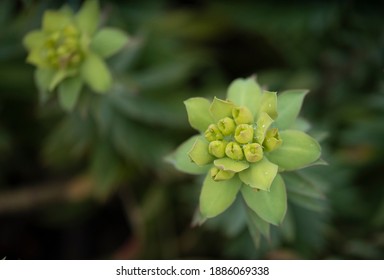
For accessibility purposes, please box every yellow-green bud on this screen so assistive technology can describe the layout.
[49,32,60,43]
[64,38,78,50]
[234,124,254,144]
[217,117,236,136]
[263,128,282,152]
[47,49,56,60]
[40,23,83,70]
[208,140,227,158]
[210,167,235,181]
[57,45,68,56]
[63,25,79,37]
[204,124,223,142]
[70,54,82,66]
[50,58,59,68]
[243,143,263,163]
[44,39,54,48]
[232,106,253,124]
[225,141,244,160]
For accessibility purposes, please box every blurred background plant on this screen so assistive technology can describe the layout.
[0,0,383,259]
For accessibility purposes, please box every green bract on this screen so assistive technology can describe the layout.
[167,76,322,228]
[23,0,129,111]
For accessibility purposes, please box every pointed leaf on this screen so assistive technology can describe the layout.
[214,158,249,172]
[203,196,247,237]
[308,158,328,167]
[254,112,274,144]
[165,136,210,175]
[59,4,75,17]
[184,97,213,132]
[42,11,72,32]
[259,91,277,119]
[245,205,270,244]
[282,172,325,200]
[191,207,207,227]
[275,89,308,130]
[23,30,45,50]
[227,76,262,116]
[34,69,55,102]
[26,48,46,67]
[75,0,100,35]
[247,218,261,247]
[288,192,327,212]
[239,157,278,191]
[58,76,83,111]
[280,208,295,242]
[200,174,241,218]
[292,117,311,132]
[188,136,214,166]
[81,52,112,93]
[49,69,70,90]
[267,130,321,170]
[241,174,287,225]
[91,27,129,58]
[283,171,327,212]
[209,97,234,121]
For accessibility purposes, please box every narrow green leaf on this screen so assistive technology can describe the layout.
[165,136,210,175]
[275,89,308,130]
[91,27,128,58]
[246,212,261,247]
[188,136,214,166]
[280,208,295,242]
[111,93,187,128]
[245,205,270,241]
[58,76,83,111]
[200,174,242,218]
[214,158,249,172]
[111,118,172,166]
[90,141,124,199]
[184,97,213,132]
[288,192,327,212]
[209,97,234,121]
[34,69,55,102]
[241,174,287,225]
[75,0,100,35]
[239,157,278,191]
[267,130,321,170]
[226,76,262,116]
[282,172,325,200]
[81,52,112,93]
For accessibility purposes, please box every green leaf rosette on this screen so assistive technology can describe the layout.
[23,0,129,111]
[167,76,323,239]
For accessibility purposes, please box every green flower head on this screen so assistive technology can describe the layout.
[167,76,322,227]
[23,0,129,110]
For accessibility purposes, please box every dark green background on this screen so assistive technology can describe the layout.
[0,0,383,259]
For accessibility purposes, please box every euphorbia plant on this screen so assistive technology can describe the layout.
[23,0,129,111]
[167,76,322,240]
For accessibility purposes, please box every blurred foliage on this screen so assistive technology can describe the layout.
[0,0,383,259]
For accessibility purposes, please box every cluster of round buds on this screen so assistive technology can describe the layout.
[171,78,323,222]
[42,24,83,70]
[204,105,282,181]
